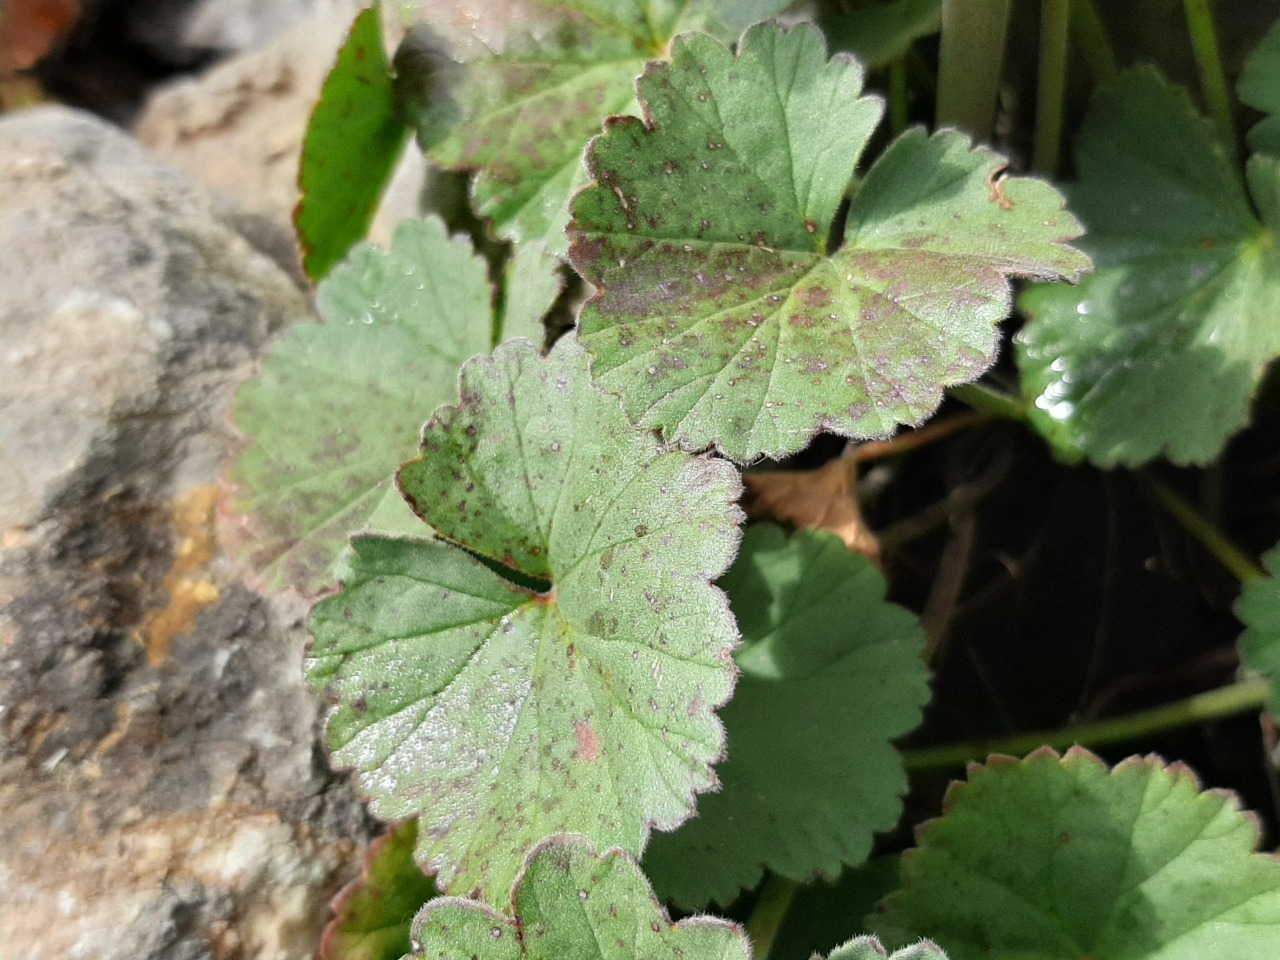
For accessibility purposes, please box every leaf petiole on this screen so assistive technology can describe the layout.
[902,676,1271,770]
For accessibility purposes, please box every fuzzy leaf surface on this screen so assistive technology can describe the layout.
[570,22,1087,462]
[1239,17,1280,156]
[830,938,949,960]
[321,821,437,960]
[872,747,1280,959]
[1017,68,1280,466]
[296,6,409,280]
[396,2,794,255]
[308,336,742,902]
[1236,543,1280,720]
[644,526,928,907]
[227,218,491,593]
[412,837,750,960]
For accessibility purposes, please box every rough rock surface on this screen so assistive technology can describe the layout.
[0,106,372,960]
[135,3,425,263]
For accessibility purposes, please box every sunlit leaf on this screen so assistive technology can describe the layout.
[830,938,949,960]
[872,747,1280,959]
[501,240,564,345]
[1239,17,1280,157]
[1017,68,1280,466]
[394,1,791,255]
[296,6,410,281]
[644,526,928,907]
[569,21,1087,462]
[226,217,492,593]
[412,837,750,960]
[307,336,742,903]
[321,821,437,960]
[1236,542,1280,720]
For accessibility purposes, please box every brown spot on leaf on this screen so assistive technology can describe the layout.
[985,166,1014,210]
[574,721,602,763]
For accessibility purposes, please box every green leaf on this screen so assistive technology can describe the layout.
[829,937,949,960]
[1236,543,1280,720]
[819,0,942,69]
[1239,17,1280,157]
[411,837,750,960]
[871,747,1280,959]
[226,217,491,594]
[1017,68,1280,467]
[307,336,743,903]
[569,22,1087,462]
[395,2,792,255]
[296,6,410,281]
[771,858,905,960]
[644,526,929,908]
[321,821,437,960]
[501,240,564,345]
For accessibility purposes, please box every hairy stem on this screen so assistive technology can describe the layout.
[1183,0,1239,166]
[1140,476,1264,583]
[903,676,1271,770]
[1033,0,1071,175]
[937,0,1012,141]
[745,874,799,960]
[949,381,1027,421]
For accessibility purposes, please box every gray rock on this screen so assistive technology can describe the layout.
[0,106,372,960]
[135,4,426,265]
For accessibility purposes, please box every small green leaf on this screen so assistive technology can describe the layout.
[308,336,743,903]
[820,0,942,69]
[644,526,929,908]
[872,747,1280,959]
[1239,17,1280,157]
[411,837,750,960]
[771,858,905,960]
[395,2,792,256]
[1236,543,1280,720]
[396,19,644,256]
[501,240,564,345]
[1017,68,1280,466]
[296,6,410,281]
[321,821,437,960]
[829,937,949,960]
[569,22,1087,462]
[227,217,492,593]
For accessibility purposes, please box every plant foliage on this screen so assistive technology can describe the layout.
[644,525,929,907]
[307,336,742,903]
[569,22,1088,461]
[410,836,750,960]
[295,4,409,280]
[1017,68,1280,466]
[872,748,1280,958]
[227,5,1280,960]
[1236,542,1280,720]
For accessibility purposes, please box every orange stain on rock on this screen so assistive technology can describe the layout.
[137,485,221,666]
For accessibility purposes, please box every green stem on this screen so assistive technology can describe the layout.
[936,0,1012,141]
[1141,477,1264,583]
[903,676,1271,770]
[745,875,799,960]
[1070,0,1117,84]
[949,381,1027,421]
[1032,0,1071,175]
[890,56,910,136]
[1183,0,1239,166]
